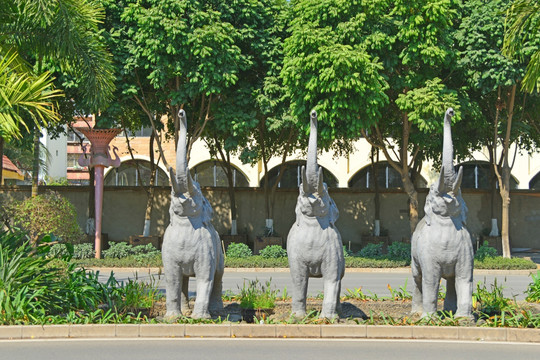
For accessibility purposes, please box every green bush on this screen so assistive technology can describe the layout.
[357,243,383,258]
[259,245,287,259]
[73,243,95,259]
[387,242,411,261]
[48,243,72,259]
[343,245,353,258]
[474,257,536,270]
[525,271,540,302]
[226,243,253,258]
[475,241,498,261]
[238,278,278,309]
[10,191,83,244]
[103,242,133,259]
[346,257,408,268]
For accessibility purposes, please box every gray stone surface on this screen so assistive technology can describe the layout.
[287,110,345,319]
[162,110,224,319]
[411,108,474,318]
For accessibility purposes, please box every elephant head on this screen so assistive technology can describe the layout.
[169,110,212,223]
[297,110,338,225]
[425,108,467,225]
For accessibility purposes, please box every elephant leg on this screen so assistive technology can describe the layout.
[164,262,183,318]
[209,266,224,313]
[443,277,457,314]
[454,276,473,318]
[421,270,441,318]
[320,277,340,319]
[192,274,213,319]
[411,262,423,315]
[335,280,342,315]
[290,262,309,317]
[181,275,190,311]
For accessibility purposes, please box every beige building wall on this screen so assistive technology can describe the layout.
[2,186,539,251]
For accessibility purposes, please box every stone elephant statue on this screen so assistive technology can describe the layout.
[411,108,474,318]
[162,109,224,319]
[287,110,345,319]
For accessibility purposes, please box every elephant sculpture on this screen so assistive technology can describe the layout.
[162,109,224,319]
[411,108,474,318]
[287,110,345,319]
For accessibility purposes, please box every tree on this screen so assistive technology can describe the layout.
[99,0,254,235]
[0,52,62,184]
[503,0,540,93]
[0,0,115,196]
[456,0,540,258]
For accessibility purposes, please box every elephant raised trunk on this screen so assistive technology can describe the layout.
[302,110,323,195]
[439,108,463,194]
[170,109,196,196]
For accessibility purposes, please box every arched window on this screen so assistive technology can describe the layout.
[457,162,518,189]
[529,171,540,190]
[104,160,169,186]
[259,160,338,188]
[348,162,427,189]
[191,160,249,187]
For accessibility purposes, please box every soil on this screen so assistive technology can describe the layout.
[150,298,540,324]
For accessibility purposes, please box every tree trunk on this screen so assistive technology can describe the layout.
[31,127,40,197]
[143,132,157,236]
[0,136,4,185]
[402,174,419,234]
[500,167,511,258]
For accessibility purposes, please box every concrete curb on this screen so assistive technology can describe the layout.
[85,267,538,275]
[1,324,539,343]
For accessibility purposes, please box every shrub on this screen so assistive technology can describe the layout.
[226,243,252,258]
[357,243,383,258]
[475,241,498,261]
[11,191,83,244]
[103,242,133,259]
[474,257,536,270]
[387,242,411,261]
[259,245,287,259]
[525,271,540,302]
[225,256,288,268]
[238,278,278,309]
[48,243,72,259]
[343,245,353,258]
[73,243,95,259]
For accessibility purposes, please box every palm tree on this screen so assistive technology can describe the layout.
[0,0,115,194]
[0,52,62,184]
[503,0,540,93]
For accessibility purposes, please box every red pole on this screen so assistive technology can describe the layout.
[94,165,105,259]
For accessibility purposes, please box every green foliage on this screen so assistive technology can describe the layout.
[525,271,540,302]
[47,243,73,259]
[343,245,353,258]
[259,245,287,259]
[73,243,95,259]
[472,279,513,317]
[10,191,83,244]
[345,257,408,268]
[387,242,411,262]
[238,278,278,309]
[357,243,384,258]
[226,243,253,258]
[103,242,159,259]
[475,241,498,261]
[474,257,536,270]
[0,231,161,325]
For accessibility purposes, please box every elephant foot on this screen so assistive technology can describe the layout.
[191,311,212,320]
[291,310,307,319]
[319,312,339,321]
[209,300,224,312]
[164,311,183,322]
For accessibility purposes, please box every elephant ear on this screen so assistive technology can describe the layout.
[424,190,434,226]
[301,165,309,194]
[329,196,339,225]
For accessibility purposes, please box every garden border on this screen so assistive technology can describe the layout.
[0,324,539,342]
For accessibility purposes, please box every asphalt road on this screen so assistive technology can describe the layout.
[97,268,535,300]
[2,338,539,360]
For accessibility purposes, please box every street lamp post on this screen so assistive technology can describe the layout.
[77,128,121,259]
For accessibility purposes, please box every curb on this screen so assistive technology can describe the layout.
[1,324,539,343]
